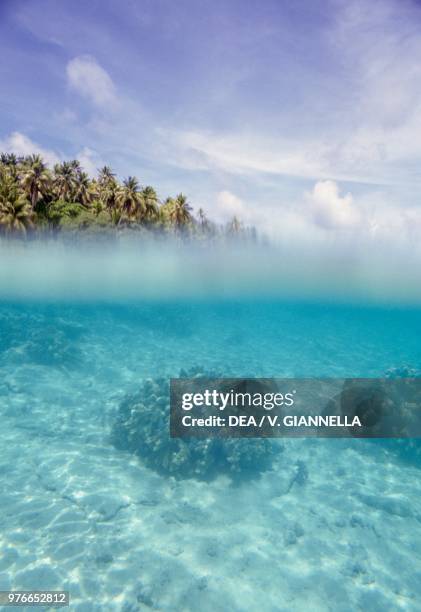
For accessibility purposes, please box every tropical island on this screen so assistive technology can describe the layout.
[0,153,256,241]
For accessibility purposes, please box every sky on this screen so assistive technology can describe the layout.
[2,0,421,245]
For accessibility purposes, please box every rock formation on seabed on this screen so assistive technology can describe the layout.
[111,368,279,480]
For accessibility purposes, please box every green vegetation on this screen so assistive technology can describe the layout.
[0,153,256,241]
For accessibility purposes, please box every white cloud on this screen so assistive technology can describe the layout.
[209,181,421,260]
[305,180,361,229]
[0,131,60,166]
[76,147,104,177]
[0,133,103,178]
[67,55,116,108]
[324,0,421,171]
[155,2,421,188]
[165,129,328,180]
[163,127,418,186]
[215,190,248,221]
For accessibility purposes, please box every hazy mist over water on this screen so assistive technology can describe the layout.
[1,237,421,305]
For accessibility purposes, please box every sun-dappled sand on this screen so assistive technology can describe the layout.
[1,302,421,610]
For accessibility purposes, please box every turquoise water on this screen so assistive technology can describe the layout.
[1,299,421,611]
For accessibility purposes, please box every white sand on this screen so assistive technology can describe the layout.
[1,362,421,612]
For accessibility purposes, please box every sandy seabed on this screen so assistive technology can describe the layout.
[1,302,421,611]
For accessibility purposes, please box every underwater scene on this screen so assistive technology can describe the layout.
[4,0,421,609]
[1,294,421,611]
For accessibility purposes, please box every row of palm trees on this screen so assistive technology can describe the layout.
[0,153,253,240]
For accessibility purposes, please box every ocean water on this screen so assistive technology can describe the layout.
[1,295,421,612]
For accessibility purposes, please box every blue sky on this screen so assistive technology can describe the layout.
[2,0,421,242]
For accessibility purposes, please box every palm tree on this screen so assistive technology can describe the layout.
[1,153,19,168]
[20,154,50,210]
[116,176,144,221]
[0,150,243,240]
[170,193,192,229]
[2,153,22,180]
[102,182,118,214]
[98,165,116,186]
[97,166,118,212]
[69,159,82,177]
[198,208,209,229]
[75,171,92,207]
[141,186,159,222]
[226,215,243,235]
[108,206,124,226]
[0,176,33,235]
[160,196,174,215]
[157,196,175,230]
[197,207,215,237]
[53,161,77,201]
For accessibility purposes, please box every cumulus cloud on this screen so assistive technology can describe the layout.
[76,147,104,177]
[211,181,421,260]
[0,131,60,166]
[213,182,362,236]
[66,55,116,108]
[213,183,361,239]
[305,180,361,229]
[215,190,248,221]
